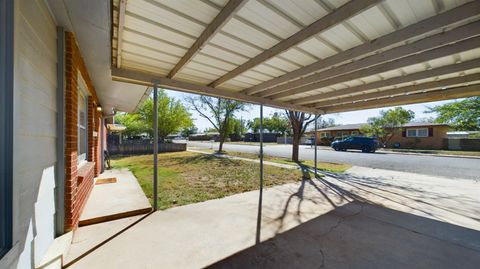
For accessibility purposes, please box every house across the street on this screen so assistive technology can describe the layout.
[310,123,450,150]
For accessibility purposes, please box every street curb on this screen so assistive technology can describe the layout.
[378,150,480,160]
[300,145,480,160]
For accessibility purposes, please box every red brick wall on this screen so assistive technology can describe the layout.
[64,32,102,231]
[387,126,450,149]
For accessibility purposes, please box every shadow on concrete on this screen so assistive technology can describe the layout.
[207,202,480,269]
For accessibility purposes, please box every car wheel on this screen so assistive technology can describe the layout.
[370,149,376,153]
[333,146,339,151]
[341,148,347,151]
[361,145,371,153]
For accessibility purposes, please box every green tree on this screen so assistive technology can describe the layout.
[115,113,149,138]
[181,126,198,137]
[426,97,480,130]
[186,96,247,152]
[247,118,261,133]
[265,112,289,134]
[227,118,247,141]
[248,113,289,134]
[360,107,415,145]
[139,90,193,142]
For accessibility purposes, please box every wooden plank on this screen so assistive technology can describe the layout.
[256,21,480,97]
[208,0,382,88]
[167,0,247,78]
[111,68,322,113]
[319,84,480,114]
[312,73,480,107]
[243,1,480,95]
[268,35,480,99]
[116,0,126,68]
[293,58,480,105]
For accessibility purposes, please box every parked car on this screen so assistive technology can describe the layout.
[331,136,378,153]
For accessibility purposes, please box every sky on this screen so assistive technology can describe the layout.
[164,89,454,132]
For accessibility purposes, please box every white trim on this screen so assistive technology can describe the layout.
[406,128,428,137]
[77,73,89,164]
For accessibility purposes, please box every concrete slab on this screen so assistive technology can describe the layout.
[64,214,146,265]
[79,168,151,226]
[68,167,480,269]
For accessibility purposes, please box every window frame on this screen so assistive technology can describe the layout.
[77,75,89,166]
[320,132,329,138]
[0,0,14,258]
[406,128,428,138]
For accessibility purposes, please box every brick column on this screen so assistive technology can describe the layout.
[64,32,79,231]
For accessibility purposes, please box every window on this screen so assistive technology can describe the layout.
[336,131,350,139]
[320,132,330,138]
[351,131,359,136]
[0,0,13,258]
[406,128,428,137]
[77,77,88,165]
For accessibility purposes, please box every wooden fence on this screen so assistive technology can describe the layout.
[108,142,187,155]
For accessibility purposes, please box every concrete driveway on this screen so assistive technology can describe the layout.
[188,141,480,180]
[69,167,480,269]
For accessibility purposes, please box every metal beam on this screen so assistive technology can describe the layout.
[243,1,480,95]
[256,104,264,244]
[116,0,127,68]
[208,0,382,88]
[153,86,158,211]
[258,21,480,98]
[319,84,480,114]
[313,73,480,108]
[269,35,480,100]
[294,58,480,105]
[167,0,247,78]
[111,67,322,114]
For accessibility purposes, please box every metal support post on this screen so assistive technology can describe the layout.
[153,86,159,210]
[314,114,318,178]
[256,104,264,244]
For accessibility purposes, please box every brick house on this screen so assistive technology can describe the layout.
[0,1,147,268]
[310,123,450,149]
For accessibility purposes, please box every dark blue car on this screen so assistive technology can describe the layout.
[331,136,378,153]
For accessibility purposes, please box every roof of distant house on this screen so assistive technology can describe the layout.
[316,122,449,131]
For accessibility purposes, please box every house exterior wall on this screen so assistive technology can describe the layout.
[64,32,101,232]
[388,126,450,150]
[1,0,58,268]
[313,126,449,149]
[0,3,105,267]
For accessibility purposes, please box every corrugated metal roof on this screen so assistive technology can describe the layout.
[111,0,480,114]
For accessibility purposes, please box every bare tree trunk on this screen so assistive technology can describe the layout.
[292,133,300,162]
[218,132,225,152]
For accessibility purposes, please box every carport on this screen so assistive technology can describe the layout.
[107,0,480,209]
[61,0,480,267]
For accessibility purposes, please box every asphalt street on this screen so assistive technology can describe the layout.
[187,141,480,180]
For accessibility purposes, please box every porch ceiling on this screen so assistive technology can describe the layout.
[48,0,150,114]
[111,0,480,114]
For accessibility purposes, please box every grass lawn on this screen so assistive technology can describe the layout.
[190,148,351,173]
[111,152,304,210]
